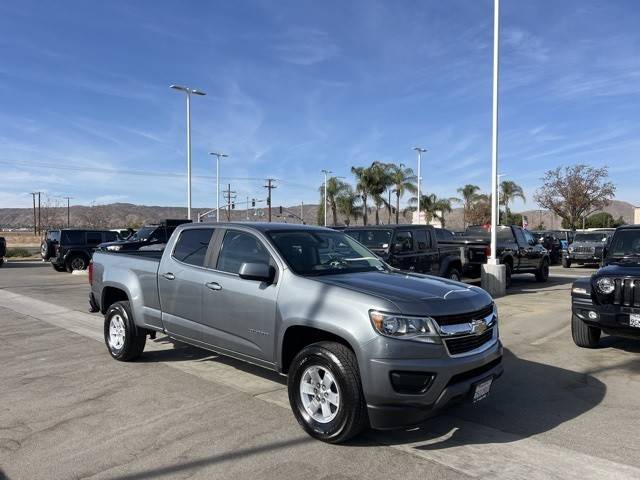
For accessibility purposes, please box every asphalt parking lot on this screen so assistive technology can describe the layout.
[1,261,640,480]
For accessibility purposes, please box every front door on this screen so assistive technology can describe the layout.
[158,227,216,342]
[200,229,279,363]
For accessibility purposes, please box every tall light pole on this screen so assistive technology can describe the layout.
[489,0,500,265]
[170,84,206,220]
[63,196,73,228]
[209,152,228,222]
[413,147,427,224]
[321,169,332,227]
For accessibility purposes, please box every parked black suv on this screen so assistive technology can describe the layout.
[457,225,550,286]
[0,236,6,267]
[571,225,640,347]
[51,229,119,272]
[98,219,191,252]
[344,224,465,280]
[563,230,613,268]
[40,229,61,261]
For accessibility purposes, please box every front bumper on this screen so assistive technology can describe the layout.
[567,252,601,263]
[360,337,503,430]
[572,296,640,338]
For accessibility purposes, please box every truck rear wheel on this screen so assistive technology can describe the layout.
[571,315,601,348]
[535,259,549,282]
[288,341,367,443]
[66,254,87,272]
[562,257,571,268]
[446,268,462,282]
[104,301,146,361]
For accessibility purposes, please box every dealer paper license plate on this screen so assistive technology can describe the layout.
[630,314,640,328]
[473,377,493,403]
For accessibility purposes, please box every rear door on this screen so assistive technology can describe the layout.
[414,229,438,274]
[391,229,416,271]
[158,227,216,342]
[200,228,279,364]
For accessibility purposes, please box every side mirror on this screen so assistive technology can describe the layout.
[391,242,403,252]
[239,262,274,282]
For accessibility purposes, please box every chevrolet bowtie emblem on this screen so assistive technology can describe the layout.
[470,319,488,335]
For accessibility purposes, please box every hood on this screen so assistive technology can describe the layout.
[597,263,640,276]
[312,270,492,316]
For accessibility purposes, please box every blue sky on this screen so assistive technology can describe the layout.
[1,0,639,211]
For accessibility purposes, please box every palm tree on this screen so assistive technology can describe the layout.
[408,193,454,226]
[351,166,372,225]
[433,197,454,228]
[351,161,391,225]
[388,163,417,224]
[369,161,392,225]
[456,184,482,228]
[500,180,526,222]
[335,187,361,226]
[318,177,349,226]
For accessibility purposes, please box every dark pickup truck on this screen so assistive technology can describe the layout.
[452,225,550,286]
[344,225,465,280]
[571,225,640,347]
[99,219,191,252]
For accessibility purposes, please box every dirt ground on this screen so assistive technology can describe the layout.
[0,231,41,247]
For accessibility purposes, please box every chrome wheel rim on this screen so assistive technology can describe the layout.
[299,365,340,423]
[108,314,126,351]
[71,257,85,270]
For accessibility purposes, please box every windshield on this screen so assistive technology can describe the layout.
[345,229,392,250]
[269,230,387,276]
[574,233,609,243]
[128,226,157,241]
[608,230,640,258]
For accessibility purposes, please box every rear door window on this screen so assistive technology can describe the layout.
[62,231,84,244]
[86,232,102,245]
[414,229,430,250]
[103,232,119,242]
[172,228,215,267]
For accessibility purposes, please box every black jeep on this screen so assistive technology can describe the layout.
[571,225,640,347]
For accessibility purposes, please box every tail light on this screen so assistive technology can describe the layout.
[88,261,93,285]
[484,246,491,258]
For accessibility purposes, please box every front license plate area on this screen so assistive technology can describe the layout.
[630,314,640,328]
[472,377,493,403]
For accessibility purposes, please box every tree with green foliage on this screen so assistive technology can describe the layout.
[318,176,349,226]
[456,184,483,228]
[388,163,417,224]
[500,180,526,220]
[335,187,361,226]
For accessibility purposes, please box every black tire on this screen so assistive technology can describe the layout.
[40,241,49,260]
[562,257,571,268]
[104,301,146,361]
[0,258,4,268]
[447,268,462,282]
[504,262,512,289]
[288,341,368,444]
[52,264,67,272]
[535,258,550,282]
[66,254,87,272]
[571,315,601,348]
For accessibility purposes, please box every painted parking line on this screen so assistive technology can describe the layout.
[1,289,639,480]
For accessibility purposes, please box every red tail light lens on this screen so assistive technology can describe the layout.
[484,246,491,258]
[88,261,93,285]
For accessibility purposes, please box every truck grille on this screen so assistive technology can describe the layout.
[573,246,594,253]
[613,278,640,307]
[432,304,494,326]
[444,328,494,355]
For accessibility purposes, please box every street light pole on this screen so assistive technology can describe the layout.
[171,84,206,221]
[209,152,228,222]
[489,0,500,265]
[413,147,427,224]
[321,169,332,227]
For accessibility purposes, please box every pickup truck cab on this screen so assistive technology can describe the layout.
[344,225,465,280]
[571,225,640,347]
[90,223,503,443]
[458,225,550,286]
[98,219,191,252]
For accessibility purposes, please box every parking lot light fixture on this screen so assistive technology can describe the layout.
[413,147,427,224]
[170,84,207,220]
[209,152,229,222]
[321,169,333,227]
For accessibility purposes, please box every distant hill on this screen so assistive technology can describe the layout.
[0,199,636,230]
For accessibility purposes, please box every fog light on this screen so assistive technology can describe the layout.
[588,311,599,320]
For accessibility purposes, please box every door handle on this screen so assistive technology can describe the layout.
[161,272,175,280]
[205,282,222,291]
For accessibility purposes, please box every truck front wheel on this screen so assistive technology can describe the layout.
[104,301,146,361]
[571,315,601,348]
[288,341,368,444]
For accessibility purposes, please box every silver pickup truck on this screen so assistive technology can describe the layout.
[90,222,503,443]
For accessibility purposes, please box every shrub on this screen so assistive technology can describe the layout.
[6,247,32,258]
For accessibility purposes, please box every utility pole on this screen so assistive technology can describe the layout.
[321,170,332,227]
[30,192,37,235]
[222,184,236,222]
[37,192,41,235]
[264,179,276,222]
[209,152,228,222]
[63,196,72,228]
[301,202,304,224]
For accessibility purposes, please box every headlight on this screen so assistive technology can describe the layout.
[369,310,440,343]
[595,277,615,295]
[107,245,122,251]
[568,246,574,253]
